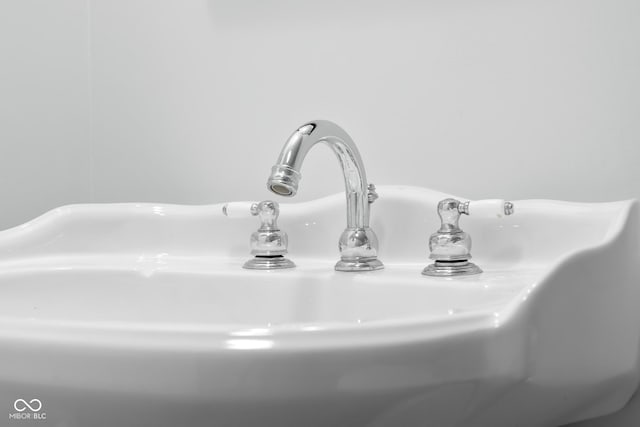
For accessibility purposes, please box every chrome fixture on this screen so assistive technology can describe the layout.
[223,200,295,270]
[267,120,383,272]
[423,198,514,277]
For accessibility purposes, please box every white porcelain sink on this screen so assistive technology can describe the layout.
[0,186,638,427]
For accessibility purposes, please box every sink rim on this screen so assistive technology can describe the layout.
[0,256,570,352]
[0,185,635,352]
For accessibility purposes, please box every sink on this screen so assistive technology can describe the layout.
[0,185,638,427]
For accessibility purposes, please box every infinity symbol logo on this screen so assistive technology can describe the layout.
[13,399,42,412]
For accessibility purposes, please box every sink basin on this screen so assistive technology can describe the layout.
[0,186,637,427]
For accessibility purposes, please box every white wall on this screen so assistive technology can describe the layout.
[2,0,638,226]
[89,0,640,207]
[0,0,92,229]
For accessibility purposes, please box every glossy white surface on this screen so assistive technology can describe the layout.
[0,262,542,344]
[0,186,637,427]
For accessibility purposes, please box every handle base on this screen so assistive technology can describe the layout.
[422,260,482,277]
[243,255,296,270]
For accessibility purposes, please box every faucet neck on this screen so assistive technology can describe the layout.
[268,119,383,272]
[273,120,370,229]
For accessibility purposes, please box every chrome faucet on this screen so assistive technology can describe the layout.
[222,200,295,270]
[423,198,514,277]
[267,120,384,272]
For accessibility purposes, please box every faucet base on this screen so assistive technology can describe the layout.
[243,256,296,270]
[335,257,384,272]
[422,260,482,277]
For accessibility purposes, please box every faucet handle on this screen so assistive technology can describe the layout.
[222,201,254,218]
[249,200,280,231]
[222,200,284,228]
[367,183,379,204]
[458,199,514,218]
[223,200,295,270]
[423,198,514,277]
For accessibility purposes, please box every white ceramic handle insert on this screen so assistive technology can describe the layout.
[222,202,256,218]
[467,199,514,218]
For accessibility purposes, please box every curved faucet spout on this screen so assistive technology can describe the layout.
[268,121,369,229]
[267,120,384,272]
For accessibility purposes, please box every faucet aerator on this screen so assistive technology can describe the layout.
[267,165,300,197]
[269,183,294,196]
